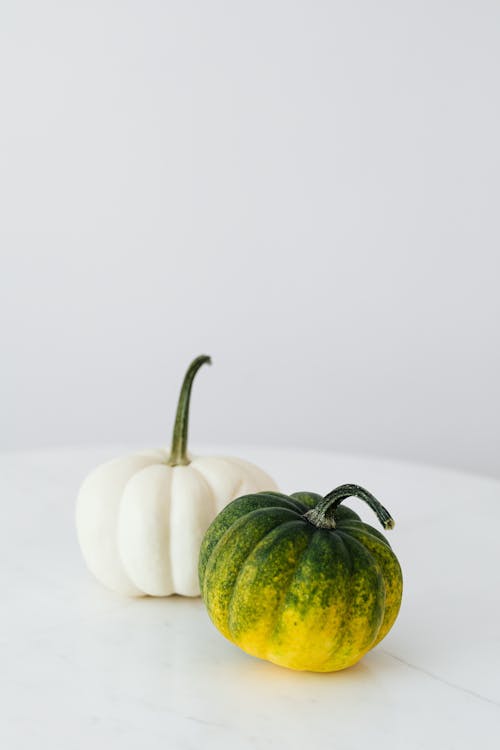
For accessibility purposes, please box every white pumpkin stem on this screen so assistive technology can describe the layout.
[168,355,211,466]
[304,484,395,531]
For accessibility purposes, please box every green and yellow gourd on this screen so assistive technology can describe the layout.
[199,485,402,672]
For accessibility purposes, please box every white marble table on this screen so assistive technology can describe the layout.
[1,445,499,749]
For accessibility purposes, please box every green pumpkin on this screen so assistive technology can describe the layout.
[199,484,403,672]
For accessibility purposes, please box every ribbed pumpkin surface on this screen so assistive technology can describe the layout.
[199,490,402,672]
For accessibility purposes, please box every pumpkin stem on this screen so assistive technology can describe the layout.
[304,484,395,531]
[168,355,211,467]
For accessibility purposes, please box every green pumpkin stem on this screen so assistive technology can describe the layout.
[168,355,211,467]
[304,484,395,531]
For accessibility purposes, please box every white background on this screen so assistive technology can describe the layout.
[2,1,499,477]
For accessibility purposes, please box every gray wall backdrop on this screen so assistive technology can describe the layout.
[2,1,499,477]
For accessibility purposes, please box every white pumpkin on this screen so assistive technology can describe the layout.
[76,356,277,597]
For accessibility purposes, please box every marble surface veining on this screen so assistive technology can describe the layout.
[1,445,499,749]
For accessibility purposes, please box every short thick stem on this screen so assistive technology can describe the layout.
[168,355,211,467]
[304,484,395,531]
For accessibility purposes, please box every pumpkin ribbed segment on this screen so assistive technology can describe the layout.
[338,524,403,646]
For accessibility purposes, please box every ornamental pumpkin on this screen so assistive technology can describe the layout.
[76,355,277,597]
[199,485,402,672]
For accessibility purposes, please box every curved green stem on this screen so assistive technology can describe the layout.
[168,355,211,466]
[304,484,395,531]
